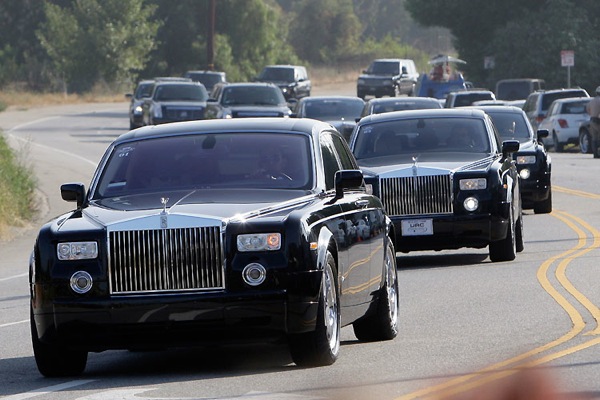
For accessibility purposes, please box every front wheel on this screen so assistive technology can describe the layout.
[31,309,88,377]
[289,251,340,367]
[533,186,552,214]
[353,239,399,341]
[489,205,516,262]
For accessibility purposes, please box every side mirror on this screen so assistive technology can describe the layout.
[125,93,133,100]
[61,183,86,209]
[536,129,549,139]
[501,140,520,159]
[334,170,364,199]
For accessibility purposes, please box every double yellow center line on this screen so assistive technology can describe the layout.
[397,187,600,399]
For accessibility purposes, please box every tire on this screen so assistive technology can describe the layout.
[515,212,524,253]
[580,129,591,154]
[553,132,564,152]
[533,186,552,214]
[353,239,399,342]
[289,252,340,367]
[31,309,88,377]
[489,204,516,262]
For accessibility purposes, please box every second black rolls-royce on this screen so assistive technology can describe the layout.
[349,108,523,262]
[29,118,398,377]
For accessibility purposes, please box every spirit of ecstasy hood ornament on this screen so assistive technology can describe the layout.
[412,156,418,177]
[160,197,169,229]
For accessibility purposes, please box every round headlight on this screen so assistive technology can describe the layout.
[463,196,479,212]
[242,263,267,286]
[519,168,531,179]
[70,271,93,294]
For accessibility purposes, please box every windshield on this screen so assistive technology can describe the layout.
[222,86,285,106]
[302,99,364,120]
[92,133,313,199]
[371,100,441,114]
[367,61,400,75]
[153,84,208,101]
[259,67,295,82]
[485,112,532,142]
[353,117,491,160]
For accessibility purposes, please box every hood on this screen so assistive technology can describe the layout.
[358,152,494,177]
[227,105,290,117]
[74,189,314,230]
[159,100,207,108]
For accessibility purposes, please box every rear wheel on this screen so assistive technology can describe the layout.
[580,129,591,153]
[553,132,564,152]
[31,309,87,377]
[289,251,340,367]
[353,239,399,341]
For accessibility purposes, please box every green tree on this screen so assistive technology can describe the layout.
[37,0,161,93]
[404,0,600,91]
[289,0,362,64]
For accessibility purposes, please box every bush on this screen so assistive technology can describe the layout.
[0,133,36,238]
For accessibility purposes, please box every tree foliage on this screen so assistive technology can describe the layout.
[405,0,600,92]
[37,0,161,93]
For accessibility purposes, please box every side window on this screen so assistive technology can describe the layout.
[320,133,342,190]
[331,134,357,170]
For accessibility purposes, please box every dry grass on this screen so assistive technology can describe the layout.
[0,90,125,110]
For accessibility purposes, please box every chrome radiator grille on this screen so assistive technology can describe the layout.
[380,175,453,216]
[108,226,224,294]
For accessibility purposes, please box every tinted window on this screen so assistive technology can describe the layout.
[259,67,295,82]
[93,133,313,198]
[371,99,441,114]
[302,99,364,120]
[153,84,208,101]
[485,112,532,142]
[353,117,491,160]
[320,134,342,190]
[541,91,588,111]
[222,86,285,106]
[368,61,400,75]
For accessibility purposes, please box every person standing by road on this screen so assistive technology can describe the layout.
[585,86,600,158]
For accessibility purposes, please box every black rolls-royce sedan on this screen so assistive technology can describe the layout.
[348,108,523,262]
[29,118,399,377]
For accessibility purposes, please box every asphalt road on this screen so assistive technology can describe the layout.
[1,85,600,399]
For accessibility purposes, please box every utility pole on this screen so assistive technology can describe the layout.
[207,0,216,71]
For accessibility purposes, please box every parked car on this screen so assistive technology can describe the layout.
[205,82,292,119]
[29,117,399,377]
[578,119,593,154]
[141,81,209,125]
[125,79,154,129]
[444,90,496,108]
[292,95,365,141]
[360,96,442,118]
[522,88,589,132]
[495,78,545,101]
[255,65,311,100]
[184,70,227,94]
[473,105,552,214]
[356,58,419,99]
[537,97,591,152]
[349,108,523,262]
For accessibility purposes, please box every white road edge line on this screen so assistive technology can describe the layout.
[0,320,28,328]
[1,380,96,400]
[0,272,28,282]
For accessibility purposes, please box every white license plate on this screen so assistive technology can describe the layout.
[401,219,433,236]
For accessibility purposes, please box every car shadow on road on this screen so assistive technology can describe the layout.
[395,251,490,270]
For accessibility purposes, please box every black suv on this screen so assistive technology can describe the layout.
[356,58,418,99]
[255,65,311,100]
[141,81,209,125]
